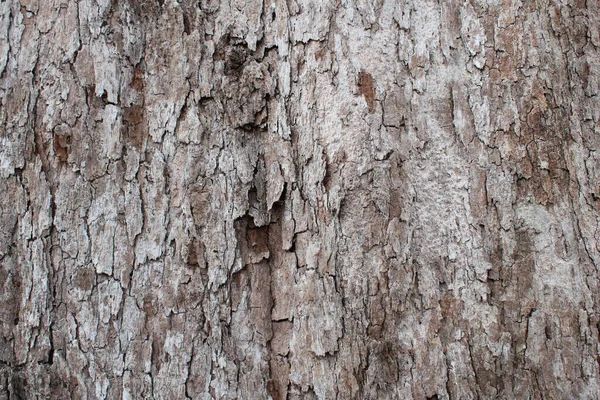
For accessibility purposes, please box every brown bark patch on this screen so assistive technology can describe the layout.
[235,215,271,265]
[131,66,144,92]
[358,70,376,113]
[122,105,146,149]
[514,229,535,300]
[122,66,147,148]
[53,132,71,163]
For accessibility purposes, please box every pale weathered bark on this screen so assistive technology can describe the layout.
[1,0,600,399]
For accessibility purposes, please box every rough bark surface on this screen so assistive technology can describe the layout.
[1,0,600,399]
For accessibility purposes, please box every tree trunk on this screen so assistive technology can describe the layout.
[1,0,600,398]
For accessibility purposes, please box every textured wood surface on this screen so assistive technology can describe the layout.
[1,0,600,398]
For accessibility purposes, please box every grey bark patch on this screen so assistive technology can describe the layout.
[2,0,600,398]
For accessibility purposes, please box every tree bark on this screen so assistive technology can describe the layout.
[1,0,600,398]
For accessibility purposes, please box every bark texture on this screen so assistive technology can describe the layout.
[1,0,600,399]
